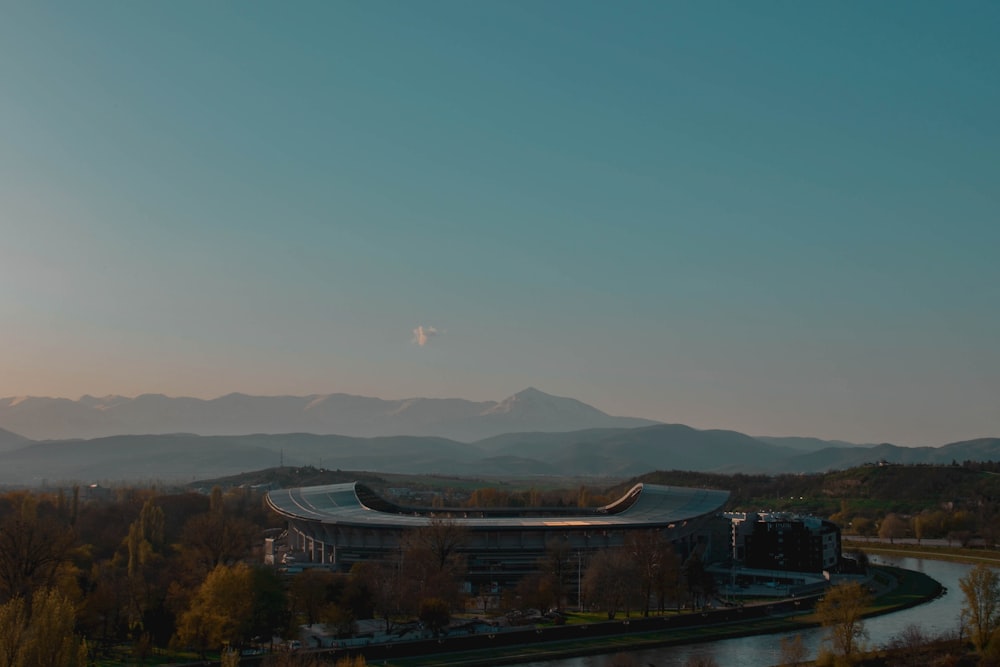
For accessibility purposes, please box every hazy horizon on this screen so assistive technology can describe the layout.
[2,2,997,447]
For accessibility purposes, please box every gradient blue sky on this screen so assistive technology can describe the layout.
[2,2,997,445]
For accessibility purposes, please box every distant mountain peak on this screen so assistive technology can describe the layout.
[485,388,587,414]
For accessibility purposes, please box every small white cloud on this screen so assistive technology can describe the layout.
[412,325,440,347]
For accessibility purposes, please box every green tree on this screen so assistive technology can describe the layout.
[815,581,871,662]
[959,563,1000,656]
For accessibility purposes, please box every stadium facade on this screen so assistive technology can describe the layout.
[266,481,730,590]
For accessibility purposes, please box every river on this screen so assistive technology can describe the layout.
[520,555,969,667]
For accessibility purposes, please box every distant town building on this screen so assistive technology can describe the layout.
[729,512,840,573]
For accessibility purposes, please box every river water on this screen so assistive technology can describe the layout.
[521,555,969,667]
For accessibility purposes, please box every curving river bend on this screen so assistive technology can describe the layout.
[521,556,969,667]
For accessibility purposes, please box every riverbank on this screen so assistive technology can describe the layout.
[844,537,1000,566]
[362,565,942,667]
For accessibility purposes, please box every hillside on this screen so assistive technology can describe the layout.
[0,427,32,453]
[631,463,1000,519]
[1,421,998,486]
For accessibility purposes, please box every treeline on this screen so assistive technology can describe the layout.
[634,462,1000,545]
[0,483,717,664]
[0,485,282,664]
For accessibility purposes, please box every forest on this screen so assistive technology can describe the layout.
[1,461,999,665]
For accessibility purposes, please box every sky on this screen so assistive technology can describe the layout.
[1,2,998,446]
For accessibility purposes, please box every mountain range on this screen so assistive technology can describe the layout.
[0,388,997,486]
[0,388,656,441]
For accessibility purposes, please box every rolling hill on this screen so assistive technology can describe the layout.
[1,421,998,487]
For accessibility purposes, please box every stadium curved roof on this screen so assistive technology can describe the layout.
[266,482,729,530]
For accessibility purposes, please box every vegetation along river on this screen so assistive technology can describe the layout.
[521,556,967,667]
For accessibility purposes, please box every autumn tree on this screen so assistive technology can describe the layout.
[815,581,872,663]
[0,494,77,602]
[0,587,88,667]
[175,563,256,655]
[418,597,451,636]
[878,513,906,544]
[466,487,512,508]
[124,498,167,634]
[959,563,1000,656]
[779,634,807,666]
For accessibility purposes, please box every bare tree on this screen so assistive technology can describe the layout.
[539,537,572,611]
[625,530,674,616]
[402,517,468,611]
[583,549,639,619]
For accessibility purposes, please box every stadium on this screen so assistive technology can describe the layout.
[266,481,730,590]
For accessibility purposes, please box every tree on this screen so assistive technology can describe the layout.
[401,518,468,610]
[175,563,255,655]
[0,587,88,667]
[289,568,339,626]
[959,563,1000,655]
[538,538,572,611]
[653,543,684,613]
[0,495,77,602]
[350,561,401,633]
[886,623,929,667]
[625,530,673,616]
[124,499,168,635]
[582,549,639,619]
[779,634,807,666]
[815,581,872,661]
[878,513,906,544]
[681,552,715,610]
[418,597,451,637]
[178,511,257,575]
[851,517,875,538]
